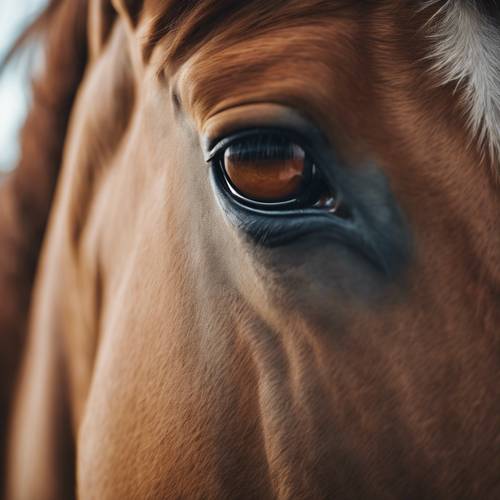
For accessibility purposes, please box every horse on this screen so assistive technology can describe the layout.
[1,0,499,498]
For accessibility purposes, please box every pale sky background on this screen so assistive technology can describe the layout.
[0,0,47,171]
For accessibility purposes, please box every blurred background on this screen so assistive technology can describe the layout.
[0,0,47,171]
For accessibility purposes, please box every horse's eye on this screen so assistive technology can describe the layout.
[222,137,309,202]
[213,132,341,212]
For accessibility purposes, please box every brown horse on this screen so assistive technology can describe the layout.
[1,0,499,498]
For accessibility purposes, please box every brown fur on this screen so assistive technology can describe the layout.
[0,1,87,496]
[2,1,500,498]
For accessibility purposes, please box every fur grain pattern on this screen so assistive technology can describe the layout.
[425,0,500,162]
[0,1,499,499]
[0,1,88,495]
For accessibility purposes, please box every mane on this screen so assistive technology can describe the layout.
[425,0,500,162]
[0,0,88,491]
[143,0,356,67]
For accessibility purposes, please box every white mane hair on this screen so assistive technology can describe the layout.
[424,0,500,162]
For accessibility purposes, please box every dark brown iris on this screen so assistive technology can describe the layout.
[223,143,307,202]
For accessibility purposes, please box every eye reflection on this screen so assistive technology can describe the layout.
[222,138,308,202]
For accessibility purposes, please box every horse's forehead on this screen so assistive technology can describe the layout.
[140,0,499,165]
[175,16,362,139]
[149,3,419,157]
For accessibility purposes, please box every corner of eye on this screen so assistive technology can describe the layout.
[202,136,217,163]
[200,121,224,160]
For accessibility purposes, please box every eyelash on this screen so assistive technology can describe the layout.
[223,133,302,161]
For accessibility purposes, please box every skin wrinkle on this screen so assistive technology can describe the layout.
[1,1,499,499]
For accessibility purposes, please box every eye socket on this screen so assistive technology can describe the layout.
[212,130,341,212]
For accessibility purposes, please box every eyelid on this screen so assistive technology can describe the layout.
[202,103,328,162]
[206,128,314,163]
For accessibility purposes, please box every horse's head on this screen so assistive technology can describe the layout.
[6,1,500,498]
